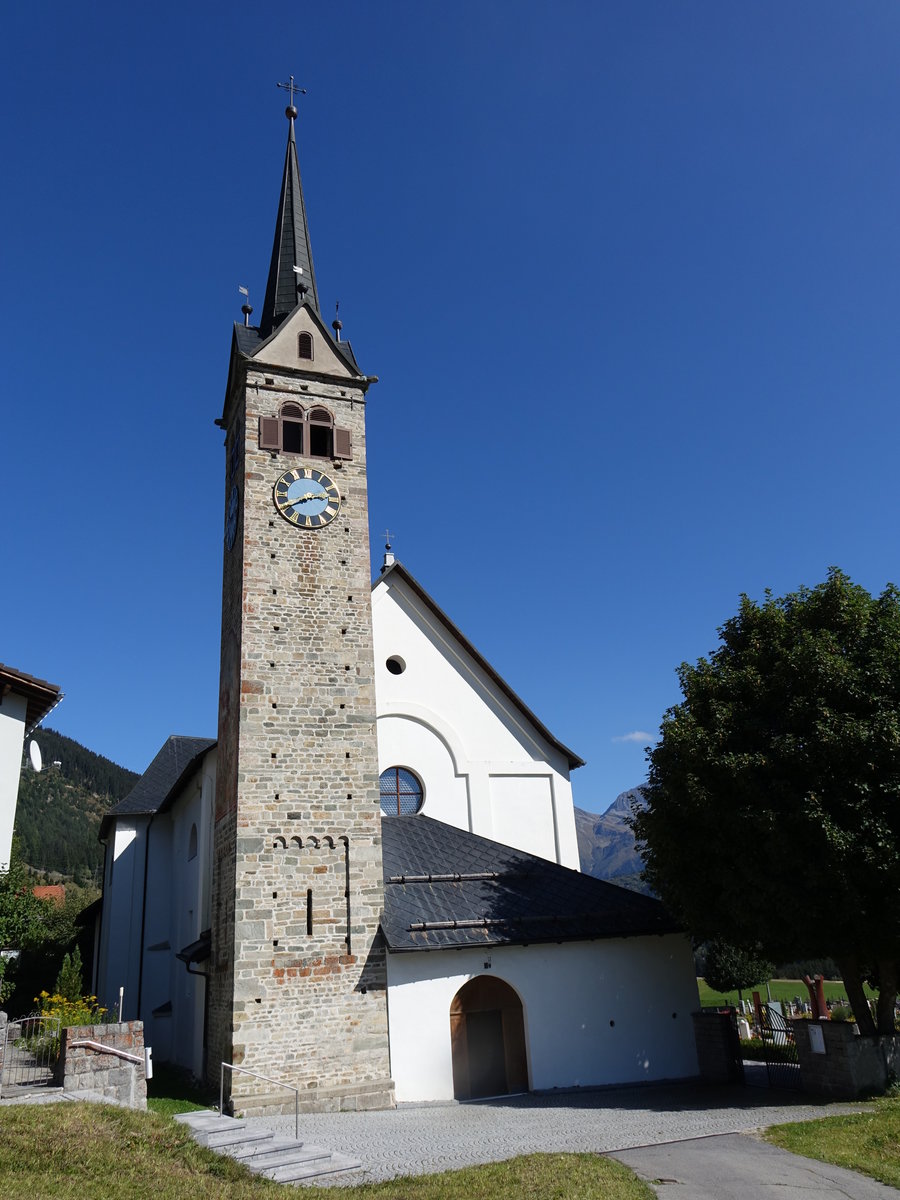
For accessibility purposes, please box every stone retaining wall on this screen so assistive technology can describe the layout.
[692,1010,743,1083]
[56,1021,147,1109]
[793,1018,900,1098]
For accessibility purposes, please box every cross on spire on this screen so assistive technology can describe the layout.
[276,76,307,113]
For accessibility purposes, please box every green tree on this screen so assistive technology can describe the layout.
[633,569,900,1036]
[702,940,773,1004]
[54,946,84,1001]
[0,843,51,1003]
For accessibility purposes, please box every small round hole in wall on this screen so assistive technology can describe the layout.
[609,1019,615,1027]
[386,656,406,675]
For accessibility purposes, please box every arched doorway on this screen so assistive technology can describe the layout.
[449,976,528,1100]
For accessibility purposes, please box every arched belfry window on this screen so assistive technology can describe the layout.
[379,767,424,816]
[298,332,314,361]
[308,407,334,458]
[188,823,198,861]
[259,404,352,461]
[280,403,304,454]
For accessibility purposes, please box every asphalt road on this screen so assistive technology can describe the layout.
[612,1132,900,1199]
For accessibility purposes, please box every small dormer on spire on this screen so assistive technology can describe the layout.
[259,84,320,338]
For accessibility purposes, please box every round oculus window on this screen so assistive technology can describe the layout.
[386,656,406,675]
[379,767,423,816]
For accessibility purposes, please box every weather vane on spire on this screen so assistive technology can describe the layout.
[276,76,307,118]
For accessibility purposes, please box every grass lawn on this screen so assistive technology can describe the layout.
[0,1103,654,1200]
[697,977,876,1010]
[765,1096,900,1189]
[146,1063,215,1116]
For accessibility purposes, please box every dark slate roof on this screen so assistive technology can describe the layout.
[260,115,320,333]
[99,735,215,838]
[381,815,679,952]
[375,563,584,770]
[0,663,62,735]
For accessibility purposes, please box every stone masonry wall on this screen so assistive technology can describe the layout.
[208,395,244,1082]
[793,1018,900,1098]
[691,1010,742,1083]
[210,352,393,1111]
[57,1021,147,1109]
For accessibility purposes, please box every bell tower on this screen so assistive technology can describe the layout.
[209,96,394,1113]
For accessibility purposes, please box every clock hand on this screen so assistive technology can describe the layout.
[289,490,329,504]
[278,490,319,506]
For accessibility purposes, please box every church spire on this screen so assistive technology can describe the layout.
[259,96,320,337]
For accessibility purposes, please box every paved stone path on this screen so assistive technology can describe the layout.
[243,1079,873,1184]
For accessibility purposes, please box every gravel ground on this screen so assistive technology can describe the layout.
[243,1075,871,1184]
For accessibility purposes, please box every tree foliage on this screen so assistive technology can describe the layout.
[702,940,773,997]
[0,844,53,1003]
[54,946,84,1002]
[633,569,900,1035]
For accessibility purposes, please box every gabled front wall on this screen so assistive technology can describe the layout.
[372,575,580,867]
[386,935,699,1103]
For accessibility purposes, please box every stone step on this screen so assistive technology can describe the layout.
[225,1136,303,1161]
[174,1111,246,1131]
[263,1151,362,1183]
[176,1108,362,1183]
[204,1126,276,1150]
[239,1143,335,1169]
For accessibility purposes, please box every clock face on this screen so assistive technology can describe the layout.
[273,467,341,529]
[225,484,239,549]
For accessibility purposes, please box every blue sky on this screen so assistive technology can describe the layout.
[3,2,900,813]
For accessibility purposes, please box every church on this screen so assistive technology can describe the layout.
[94,98,699,1110]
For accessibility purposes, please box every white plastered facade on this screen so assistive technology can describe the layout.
[372,569,580,869]
[96,747,216,1079]
[387,936,700,1103]
[0,692,28,875]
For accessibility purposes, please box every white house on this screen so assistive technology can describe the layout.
[0,664,62,875]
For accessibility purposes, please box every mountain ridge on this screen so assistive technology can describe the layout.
[14,727,138,881]
[575,786,650,894]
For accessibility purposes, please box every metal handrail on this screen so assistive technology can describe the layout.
[69,1039,142,1066]
[220,1062,299,1142]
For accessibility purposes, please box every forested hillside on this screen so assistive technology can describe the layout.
[14,728,138,881]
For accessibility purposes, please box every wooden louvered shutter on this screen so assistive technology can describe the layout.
[334,426,352,460]
[259,416,281,450]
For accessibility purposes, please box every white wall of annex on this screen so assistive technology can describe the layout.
[0,692,27,875]
[97,820,145,1018]
[98,747,216,1079]
[386,935,699,1103]
[140,748,216,1078]
[373,575,579,868]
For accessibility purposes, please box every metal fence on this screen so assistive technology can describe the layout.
[0,1014,62,1098]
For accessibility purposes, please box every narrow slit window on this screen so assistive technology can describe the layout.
[306,888,313,935]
